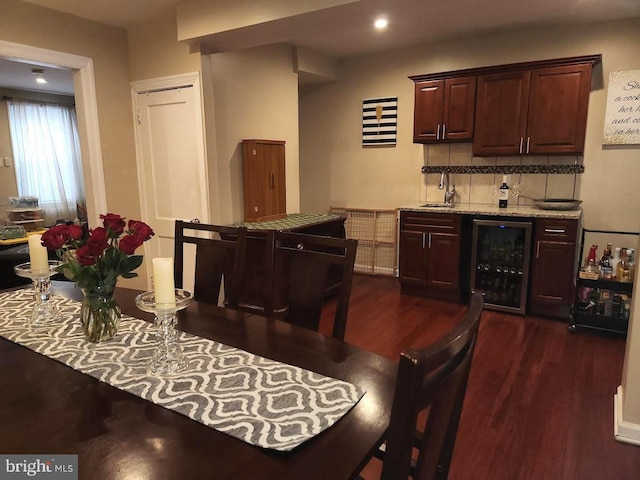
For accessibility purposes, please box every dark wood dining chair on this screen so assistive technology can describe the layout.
[173,220,247,307]
[266,231,358,340]
[377,290,484,480]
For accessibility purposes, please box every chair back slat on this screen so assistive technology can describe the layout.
[381,291,484,480]
[267,231,357,340]
[173,220,247,307]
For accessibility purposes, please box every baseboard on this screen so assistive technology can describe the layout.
[614,385,640,446]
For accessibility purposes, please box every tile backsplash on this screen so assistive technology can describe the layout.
[420,143,581,206]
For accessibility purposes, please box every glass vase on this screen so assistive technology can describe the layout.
[80,284,121,342]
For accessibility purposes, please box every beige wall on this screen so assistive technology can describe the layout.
[177,0,357,41]
[127,12,201,82]
[622,235,640,426]
[1,0,145,288]
[0,101,18,213]
[204,43,301,224]
[299,18,640,233]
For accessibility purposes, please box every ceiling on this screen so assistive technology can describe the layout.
[4,0,640,95]
[0,58,74,96]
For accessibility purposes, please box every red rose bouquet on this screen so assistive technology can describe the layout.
[42,213,154,292]
[41,213,155,342]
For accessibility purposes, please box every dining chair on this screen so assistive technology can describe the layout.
[266,231,358,340]
[234,229,274,315]
[173,220,247,308]
[376,290,484,480]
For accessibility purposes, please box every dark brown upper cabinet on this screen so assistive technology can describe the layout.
[412,76,476,143]
[410,55,600,155]
[473,62,595,156]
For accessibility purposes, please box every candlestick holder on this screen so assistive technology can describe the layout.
[135,289,193,375]
[14,260,64,326]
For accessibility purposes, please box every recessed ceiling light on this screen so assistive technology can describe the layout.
[374,17,388,30]
[31,68,47,85]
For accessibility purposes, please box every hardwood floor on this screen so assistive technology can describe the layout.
[318,274,640,480]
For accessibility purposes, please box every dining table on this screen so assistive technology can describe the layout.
[0,281,397,480]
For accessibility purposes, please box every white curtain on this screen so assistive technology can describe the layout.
[7,101,85,225]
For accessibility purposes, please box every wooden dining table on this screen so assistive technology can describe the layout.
[0,282,397,480]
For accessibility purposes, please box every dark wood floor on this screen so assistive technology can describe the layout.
[318,274,640,480]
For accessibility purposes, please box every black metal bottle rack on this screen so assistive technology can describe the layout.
[570,228,638,337]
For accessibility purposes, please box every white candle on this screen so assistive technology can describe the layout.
[152,257,176,307]
[28,234,49,274]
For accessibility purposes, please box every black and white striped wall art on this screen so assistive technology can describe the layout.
[362,96,397,147]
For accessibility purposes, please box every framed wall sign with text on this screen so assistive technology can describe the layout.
[603,70,640,145]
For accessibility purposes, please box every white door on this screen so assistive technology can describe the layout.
[132,73,210,292]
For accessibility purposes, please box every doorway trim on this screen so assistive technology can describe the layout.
[0,40,107,223]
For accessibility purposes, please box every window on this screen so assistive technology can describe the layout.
[7,100,85,225]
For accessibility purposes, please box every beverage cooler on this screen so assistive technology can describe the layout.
[471,219,532,314]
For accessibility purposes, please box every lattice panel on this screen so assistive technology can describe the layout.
[330,207,397,276]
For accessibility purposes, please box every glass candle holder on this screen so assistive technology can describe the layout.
[14,260,64,326]
[135,289,193,375]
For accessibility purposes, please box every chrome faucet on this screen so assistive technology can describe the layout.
[439,169,456,205]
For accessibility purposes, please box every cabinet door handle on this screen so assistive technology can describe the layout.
[545,228,566,234]
[269,172,274,188]
[428,232,432,248]
[422,233,426,249]
[519,137,524,154]
[425,224,454,230]
[536,241,540,259]
[526,136,531,154]
[442,124,446,139]
[436,124,441,140]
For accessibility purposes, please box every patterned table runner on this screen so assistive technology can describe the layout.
[0,289,365,451]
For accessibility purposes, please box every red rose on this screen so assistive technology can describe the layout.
[67,224,84,241]
[100,213,126,236]
[119,234,143,255]
[75,245,97,266]
[85,233,108,256]
[90,227,108,241]
[41,224,68,250]
[128,220,154,241]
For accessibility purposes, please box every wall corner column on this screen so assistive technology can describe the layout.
[615,229,640,446]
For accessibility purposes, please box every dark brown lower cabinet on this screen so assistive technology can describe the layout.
[399,212,461,301]
[529,218,579,318]
[232,214,347,313]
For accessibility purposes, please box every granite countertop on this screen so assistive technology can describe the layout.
[400,203,582,219]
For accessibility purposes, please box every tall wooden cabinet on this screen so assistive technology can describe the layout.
[473,62,593,156]
[242,139,286,222]
[411,76,476,143]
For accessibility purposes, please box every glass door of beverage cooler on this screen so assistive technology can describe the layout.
[471,219,532,314]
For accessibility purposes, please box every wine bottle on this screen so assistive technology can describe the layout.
[599,243,613,280]
[617,248,631,282]
[584,244,599,275]
[498,175,509,208]
[611,247,621,278]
